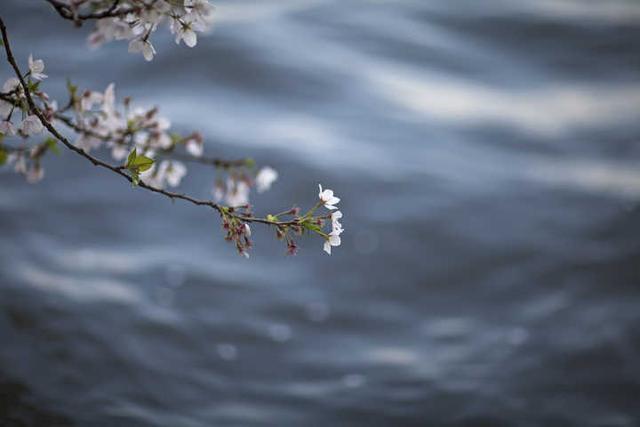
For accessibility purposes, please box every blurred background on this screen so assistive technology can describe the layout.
[1,0,640,425]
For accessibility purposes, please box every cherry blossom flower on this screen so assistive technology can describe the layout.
[323,231,341,255]
[173,19,198,47]
[318,184,340,210]
[331,210,343,235]
[2,77,20,93]
[185,0,215,21]
[212,180,225,202]
[185,133,204,157]
[26,164,44,183]
[28,54,47,81]
[0,99,13,118]
[0,120,15,136]
[256,166,278,193]
[225,179,250,207]
[80,90,103,112]
[20,115,43,135]
[128,38,156,62]
[162,161,187,187]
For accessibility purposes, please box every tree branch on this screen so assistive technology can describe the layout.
[44,0,151,22]
[0,16,300,228]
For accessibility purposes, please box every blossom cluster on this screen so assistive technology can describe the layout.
[217,182,345,258]
[76,0,216,61]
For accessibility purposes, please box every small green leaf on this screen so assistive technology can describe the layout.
[27,81,40,93]
[302,220,323,234]
[0,148,7,166]
[44,137,59,155]
[131,171,140,186]
[66,78,77,97]
[126,147,137,168]
[125,148,154,187]
[170,133,183,144]
[244,158,256,168]
[129,154,154,172]
[266,214,278,222]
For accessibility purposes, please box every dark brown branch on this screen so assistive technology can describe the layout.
[44,0,150,22]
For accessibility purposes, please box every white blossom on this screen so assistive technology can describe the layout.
[185,0,215,25]
[163,161,187,187]
[28,54,47,81]
[26,164,44,183]
[225,179,250,206]
[0,99,13,118]
[20,115,43,135]
[186,137,203,157]
[80,90,103,112]
[244,223,251,237]
[331,210,343,235]
[318,184,340,210]
[173,19,198,47]
[2,77,20,93]
[323,231,341,255]
[212,181,225,202]
[255,166,278,193]
[0,120,15,136]
[128,38,156,62]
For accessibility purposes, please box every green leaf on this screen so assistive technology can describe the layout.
[130,154,154,172]
[0,148,7,166]
[66,78,77,98]
[302,220,323,234]
[27,81,40,93]
[244,158,256,169]
[131,171,140,186]
[44,137,59,155]
[126,148,137,167]
[266,214,278,222]
[125,148,154,186]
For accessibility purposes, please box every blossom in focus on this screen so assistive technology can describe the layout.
[28,55,47,81]
[255,166,278,193]
[318,184,340,210]
[20,115,43,135]
[323,232,341,255]
[128,38,156,61]
[323,210,343,255]
[331,210,343,235]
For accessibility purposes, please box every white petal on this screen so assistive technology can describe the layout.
[323,240,331,255]
[184,30,197,47]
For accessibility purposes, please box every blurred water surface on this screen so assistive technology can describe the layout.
[1,0,640,425]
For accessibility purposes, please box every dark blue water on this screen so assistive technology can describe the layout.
[1,0,640,425]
